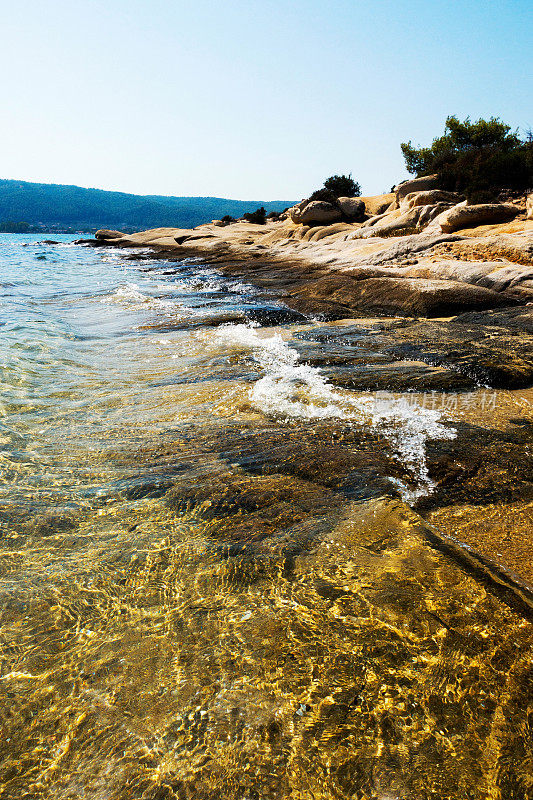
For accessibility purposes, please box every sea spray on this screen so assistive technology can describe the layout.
[214,323,457,501]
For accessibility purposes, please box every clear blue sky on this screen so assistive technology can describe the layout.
[1,0,531,199]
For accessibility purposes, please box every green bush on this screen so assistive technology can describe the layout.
[401,116,533,202]
[243,206,267,224]
[310,174,361,202]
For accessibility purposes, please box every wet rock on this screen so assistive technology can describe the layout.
[293,309,533,390]
[27,509,77,537]
[213,424,403,499]
[419,421,533,511]
[166,472,335,519]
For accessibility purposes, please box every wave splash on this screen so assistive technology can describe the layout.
[214,324,456,501]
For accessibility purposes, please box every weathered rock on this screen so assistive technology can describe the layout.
[352,204,448,238]
[95,229,125,240]
[287,274,515,318]
[436,202,520,233]
[290,200,342,226]
[395,174,439,201]
[400,189,462,211]
[359,192,397,215]
[336,196,365,220]
[527,193,533,220]
[292,307,533,391]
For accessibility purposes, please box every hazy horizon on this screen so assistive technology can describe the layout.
[1,0,531,199]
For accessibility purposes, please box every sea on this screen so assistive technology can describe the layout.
[0,233,531,799]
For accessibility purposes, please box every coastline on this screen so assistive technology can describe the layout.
[75,209,533,588]
[82,205,533,319]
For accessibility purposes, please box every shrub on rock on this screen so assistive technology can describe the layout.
[401,116,533,201]
[323,173,361,197]
[243,207,267,224]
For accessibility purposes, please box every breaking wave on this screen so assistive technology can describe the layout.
[214,323,457,501]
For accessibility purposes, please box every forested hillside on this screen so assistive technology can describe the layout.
[0,179,294,232]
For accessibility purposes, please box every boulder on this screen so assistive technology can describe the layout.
[437,203,520,233]
[290,200,342,226]
[337,196,365,220]
[95,229,125,240]
[359,192,397,216]
[400,189,462,211]
[527,193,533,221]
[394,174,439,202]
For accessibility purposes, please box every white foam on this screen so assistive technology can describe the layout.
[214,324,456,501]
[105,283,185,313]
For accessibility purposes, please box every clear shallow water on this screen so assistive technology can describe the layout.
[0,234,531,799]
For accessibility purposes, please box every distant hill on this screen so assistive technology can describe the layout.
[0,179,295,232]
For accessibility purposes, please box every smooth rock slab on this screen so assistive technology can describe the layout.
[288,275,517,318]
[437,202,520,233]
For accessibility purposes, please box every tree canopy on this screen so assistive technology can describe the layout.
[401,116,533,202]
[310,173,361,203]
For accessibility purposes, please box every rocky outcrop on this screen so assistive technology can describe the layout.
[286,274,515,318]
[359,192,397,216]
[436,202,520,233]
[290,200,342,225]
[336,196,365,220]
[527,193,533,220]
[394,174,439,201]
[399,189,462,211]
[350,203,451,238]
[84,197,533,318]
[95,229,124,240]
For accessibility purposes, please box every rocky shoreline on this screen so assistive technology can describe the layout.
[77,181,533,589]
[84,177,533,319]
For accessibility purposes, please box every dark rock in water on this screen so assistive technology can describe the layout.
[212,424,402,499]
[122,477,175,500]
[453,305,533,334]
[419,421,533,511]
[27,509,77,537]
[294,309,533,390]
[41,239,60,245]
[74,238,106,246]
[167,472,336,518]
[244,306,308,325]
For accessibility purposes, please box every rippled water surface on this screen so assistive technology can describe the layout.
[0,234,532,799]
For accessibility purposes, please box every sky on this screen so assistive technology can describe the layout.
[1,0,531,199]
